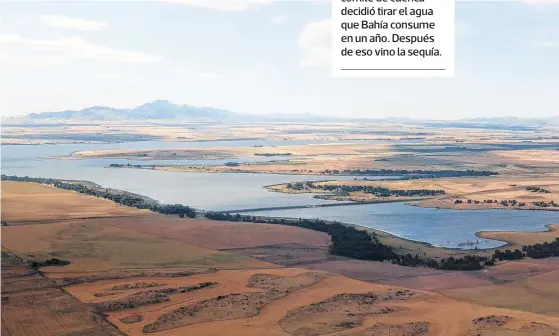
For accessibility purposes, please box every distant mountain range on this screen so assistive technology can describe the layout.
[2,100,336,124]
[7,100,242,123]
[2,100,558,129]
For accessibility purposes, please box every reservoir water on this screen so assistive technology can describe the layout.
[1,141,557,249]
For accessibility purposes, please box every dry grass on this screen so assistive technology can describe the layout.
[1,219,273,272]
[1,288,123,336]
[1,182,145,223]
[440,259,559,316]
[106,216,330,250]
[1,247,122,336]
[89,269,559,336]
[278,289,418,335]
[477,225,559,250]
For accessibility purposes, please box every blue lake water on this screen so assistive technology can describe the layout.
[241,203,558,249]
[1,140,557,249]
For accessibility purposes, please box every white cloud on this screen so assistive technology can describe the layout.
[522,0,559,4]
[39,14,108,31]
[95,73,124,80]
[535,40,557,48]
[175,67,220,79]
[298,19,330,67]
[162,0,275,11]
[0,34,160,65]
[272,14,288,24]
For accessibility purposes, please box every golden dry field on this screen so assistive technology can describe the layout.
[2,182,559,336]
[1,181,146,223]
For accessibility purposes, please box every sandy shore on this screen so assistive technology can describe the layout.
[476,224,559,251]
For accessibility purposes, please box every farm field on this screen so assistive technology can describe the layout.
[105,216,330,250]
[1,181,147,223]
[61,268,559,336]
[36,122,557,179]
[2,181,559,335]
[0,219,272,272]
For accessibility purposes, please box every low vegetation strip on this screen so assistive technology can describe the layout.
[53,270,202,287]
[526,186,551,193]
[455,198,558,208]
[142,272,328,333]
[279,290,418,336]
[93,282,216,312]
[286,181,445,197]
[27,258,71,269]
[110,282,167,291]
[349,322,430,336]
[320,169,498,178]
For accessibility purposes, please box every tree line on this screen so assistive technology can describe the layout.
[319,169,498,178]
[491,238,559,261]
[5,175,556,272]
[526,186,551,193]
[203,211,492,271]
[287,182,445,198]
[1,175,196,218]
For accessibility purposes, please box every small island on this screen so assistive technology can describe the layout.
[267,177,559,211]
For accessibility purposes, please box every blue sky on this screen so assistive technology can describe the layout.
[0,0,558,119]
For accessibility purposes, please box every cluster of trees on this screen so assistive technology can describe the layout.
[109,163,144,168]
[526,186,551,193]
[492,249,524,261]
[203,212,330,232]
[327,223,396,261]
[205,212,397,262]
[490,240,559,261]
[393,253,487,271]
[523,238,559,258]
[533,201,558,208]
[286,182,444,198]
[1,175,196,218]
[203,211,490,271]
[317,185,444,198]
[27,258,71,268]
[499,200,526,207]
[438,255,487,271]
[455,199,529,207]
[392,253,440,268]
[319,169,498,178]
[206,211,559,271]
[225,162,240,167]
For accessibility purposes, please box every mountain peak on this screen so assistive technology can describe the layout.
[137,100,175,109]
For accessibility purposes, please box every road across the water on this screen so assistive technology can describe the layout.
[202,198,423,214]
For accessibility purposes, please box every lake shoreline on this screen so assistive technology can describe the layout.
[263,182,559,212]
[1,175,510,258]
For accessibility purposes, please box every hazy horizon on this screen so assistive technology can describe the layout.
[2,98,557,123]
